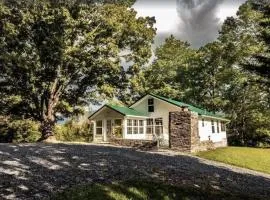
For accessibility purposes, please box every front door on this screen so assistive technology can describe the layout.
[106,120,112,141]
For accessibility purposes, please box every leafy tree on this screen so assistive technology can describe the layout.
[0,1,155,140]
[242,0,270,85]
[144,36,196,100]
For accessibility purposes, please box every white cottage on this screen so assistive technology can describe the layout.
[89,94,229,151]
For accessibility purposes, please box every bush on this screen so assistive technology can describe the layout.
[55,120,93,142]
[0,116,41,143]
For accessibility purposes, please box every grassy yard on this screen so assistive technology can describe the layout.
[197,147,270,174]
[53,180,256,200]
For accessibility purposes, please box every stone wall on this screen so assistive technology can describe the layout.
[169,108,194,152]
[110,138,157,150]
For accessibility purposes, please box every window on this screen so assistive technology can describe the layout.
[211,120,215,133]
[155,118,163,136]
[96,120,103,135]
[146,119,154,134]
[133,120,138,134]
[148,98,154,112]
[139,120,144,134]
[127,119,144,135]
[127,119,132,134]
[221,122,226,132]
[202,118,205,127]
[217,121,220,133]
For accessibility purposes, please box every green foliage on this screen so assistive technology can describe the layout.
[55,120,93,142]
[142,0,270,146]
[0,116,41,143]
[0,0,155,138]
[144,36,196,100]
[197,147,270,174]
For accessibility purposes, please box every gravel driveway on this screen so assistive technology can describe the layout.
[1,143,270,200]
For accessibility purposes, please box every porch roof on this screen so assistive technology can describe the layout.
[89,104,148,119]
[107,104,148,117]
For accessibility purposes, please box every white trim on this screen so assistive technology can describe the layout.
[126,115,149,118]
[200,115,230,122]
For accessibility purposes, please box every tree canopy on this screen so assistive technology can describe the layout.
[0,0,156,139]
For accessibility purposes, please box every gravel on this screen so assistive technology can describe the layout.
[0,143,270,200]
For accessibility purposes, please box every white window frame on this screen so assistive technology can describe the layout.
[148,98,154,112]
[155,118,163,136]
[146,118,154,135]
[127,119,144,135]
[96,120,103,135]
[211,120,215,133]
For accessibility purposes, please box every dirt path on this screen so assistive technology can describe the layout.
[1,143,270,199]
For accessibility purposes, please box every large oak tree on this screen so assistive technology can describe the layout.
[0,0,156,140]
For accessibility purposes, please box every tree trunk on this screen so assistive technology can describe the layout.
[39,120,55,141]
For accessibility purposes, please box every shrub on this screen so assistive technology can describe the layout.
[55,120,93,142]
[0,116,41,143]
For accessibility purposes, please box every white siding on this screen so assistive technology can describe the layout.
[131,96,182,146]
[198,117,227,143]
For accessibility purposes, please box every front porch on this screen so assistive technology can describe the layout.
[89,104,150,142]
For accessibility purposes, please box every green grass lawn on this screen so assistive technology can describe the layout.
[52,180,256,200]
[197,147,270,174]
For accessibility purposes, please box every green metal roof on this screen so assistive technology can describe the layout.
[149,93,229,121]
[106,104,148,117]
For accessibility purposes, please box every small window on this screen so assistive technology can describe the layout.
[217,121,220,133]
[148,98,154,112]
[211,120,215,133]
[202,118,205,127]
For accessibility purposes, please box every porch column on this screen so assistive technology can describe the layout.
[104,119,107,142]
[93,121,96,142]
[122,117,127,139]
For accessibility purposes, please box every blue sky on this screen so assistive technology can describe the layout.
[133,0,246,48]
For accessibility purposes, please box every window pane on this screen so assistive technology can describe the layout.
[147,119,153,125]
[139,120,144,126]
[127,119,132,126]
[96,120,102,127]
[133,127,138,134]
[155,118,163,125]
[146,127,153,134]
[211,120,215,133]
[127,127,132,134]
[217,121,220,133]
[148,98,154,105]
[96,127,102,135]
[133,120,138,126]
[139,127,144,134]
[202,119,204,127]
[148,106,154,112]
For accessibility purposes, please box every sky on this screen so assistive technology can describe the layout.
[133,0,247,48]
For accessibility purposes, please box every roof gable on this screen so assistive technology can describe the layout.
[130,93,229,121]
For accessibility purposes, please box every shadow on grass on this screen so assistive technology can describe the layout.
[0,143,270,199]
[52,179,257,200]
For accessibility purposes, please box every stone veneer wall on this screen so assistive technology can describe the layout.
[169,108,215,152]
[110,138,157,150]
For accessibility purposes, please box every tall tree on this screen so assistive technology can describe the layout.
[144,36,196,100]
[0,1,155,140]
[242,0,270,85]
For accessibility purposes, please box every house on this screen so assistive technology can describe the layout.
[89,94,229,152]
